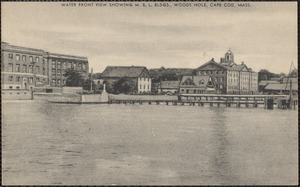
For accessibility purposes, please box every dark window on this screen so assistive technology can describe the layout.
[23,55,27,61]
[8,63,13,72]
[8,76,13,81]
[8,53,13,59]
[15,64,20,72]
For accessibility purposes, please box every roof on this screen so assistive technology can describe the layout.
[180,75,211,88]
[281,77,298,83]
[258,80,278,86]
[101,66,148,78]
[1,42,45,55]
[228,64,247,71]
[264,83,298,91]
[47,53,88,61]
[159,81,180,89]
[196,58,229,70]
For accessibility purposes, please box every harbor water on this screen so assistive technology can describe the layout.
[2,100,298,185]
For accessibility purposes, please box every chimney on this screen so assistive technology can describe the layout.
[212,58,214,61]
[241,61,244,65]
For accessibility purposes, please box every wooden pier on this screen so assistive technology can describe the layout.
[108,94,295,109]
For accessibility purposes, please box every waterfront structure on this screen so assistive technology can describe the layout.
[260,76,298,95]
[1,42,89,90]
[179,75,215,94]
[157,80,180,95]
[101,66,152,94]
[47,53,89,87]
[1,42,48,89]
[196,50,258,94]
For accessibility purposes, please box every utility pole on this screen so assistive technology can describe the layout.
[90,67,93,93]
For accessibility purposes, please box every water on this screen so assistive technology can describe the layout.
[2,100,298,185]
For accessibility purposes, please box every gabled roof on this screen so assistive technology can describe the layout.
[196,59,228,70]
[281,77,298,83]
[228,64,249,71]
[264,83,298,91]
[159,80,180,89]
[101,66,148,78]
[180,75,211,87]
[258,80,278,86]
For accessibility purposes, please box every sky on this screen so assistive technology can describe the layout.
[1,2,297,74]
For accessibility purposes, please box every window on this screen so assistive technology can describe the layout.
[148,85,149,89]
[15,64,20,72]
[36,57,39,62]
[16,54,20,61]
[67,62,72,69]
[62,62,66,69]
[29,77,33,83]
[8,53,13,59]
[140,85,142,89]
[23,55,27,61]
[52,69,56,75]
[29,65,33,73]
[200,71,204,75]
[215,77,218,82]
[37,77,40,82]
[220,85,223,89]
[9,86,13,89]
[22,65,27,73]
[143,85,145,89]
[216,71,219,74]
[211,71,213,74]
[8,63,13,72]
[16,86,20,89]
[78,63,82,69]
[186,90,189,93]
[43,68,46,75]
[199,80,204,84]
[52,61,56,68]
[58,79,61,84]
[29,56,33,62]
[57,61,61,69]
[63,79,66,84]
[9,76,13,81]
[52,79,56,83]
[16,77,21,82]
[35,66,39,74]
[82,64,86,70]
[194,90,196,93]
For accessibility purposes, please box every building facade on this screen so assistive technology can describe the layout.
[101,66,151,94]
[47,53,89,87]
[179,75,215,94]
[196,50,258,94]
[1,42,89,90]
[1,42,48,89]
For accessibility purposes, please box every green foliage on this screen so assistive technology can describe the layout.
[258,69,280,82]
[83,78,97,91]
[64,68,84,87]
[113,78,136,94]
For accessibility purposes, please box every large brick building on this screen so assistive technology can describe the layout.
[1,42,89,90]
[196,50,258,94]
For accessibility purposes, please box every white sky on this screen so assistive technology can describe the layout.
[1,2,297,74]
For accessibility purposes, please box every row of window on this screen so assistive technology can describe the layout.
[51,61,87,70]
[140,84,150,90]
[8,63,46,75]
[8,53,40,63]
[139,77,150,82]
[52,79,66,85]
[181,89,206,94]
[199,70,225,75]
[8,76,46,83]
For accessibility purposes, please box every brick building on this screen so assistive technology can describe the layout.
[1,42,89,90]
[196,50,258,94]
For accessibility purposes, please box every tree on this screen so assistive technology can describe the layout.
[82,78,97,92]
[289,69,298,77]
[258,69,280,82]
[113,78,136,94]
[64,68,84,87]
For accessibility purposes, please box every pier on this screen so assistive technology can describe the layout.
[108,94,295,109]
